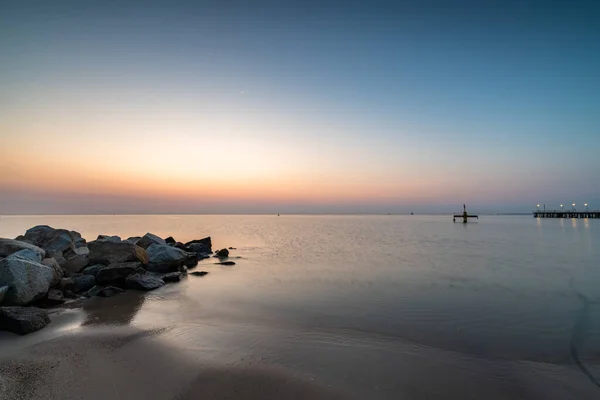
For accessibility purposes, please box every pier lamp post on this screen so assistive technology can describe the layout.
[560,204,564,211]
[585,203,588,211]
[572,203,576,211]
[536,204,540,211]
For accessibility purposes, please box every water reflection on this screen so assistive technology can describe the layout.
[82,290,146,326]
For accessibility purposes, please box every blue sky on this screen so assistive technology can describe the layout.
[1,0,599,214]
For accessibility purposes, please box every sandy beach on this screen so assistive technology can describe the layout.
[0,309,350,400]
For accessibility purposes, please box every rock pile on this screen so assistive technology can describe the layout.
[0,226,219,335]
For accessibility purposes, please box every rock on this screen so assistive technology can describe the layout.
[97,235,121,242]
[185,237,212,253]
[146,244,189,273]
[21,226,78,256]
[228,247,237,250]
[217,261,236,266]
[184,256,198,268]
[179,265,188,273]
[98,286,124,298]
[0,255,55,306]
[0,306,50,335]
[162,272,182,282]
[72,275,96,293]
[0,286,8,305]
[41,258,64,287]
[46,289,65,305]
[135,233,166,249]
[189,271,209,277]
[165,236,176,245]
[62,247,90,275]
[59,278,74,291]
[174,242,187,250]
[82,264,106,278]
[84,285,103,298]
[63,290,77,299]
[96,262,140,285]
[50,252,68,268]
[125,271,165,291]
[0,238,46,259]
[88,240,148,265]
[9,248,43,263]
[215,248,229,258]
[125,236,141,244]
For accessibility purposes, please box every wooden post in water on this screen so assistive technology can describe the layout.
[453,204,479,223]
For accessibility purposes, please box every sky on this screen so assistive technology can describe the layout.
[1,0,599,214]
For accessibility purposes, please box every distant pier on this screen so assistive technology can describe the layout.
[533,210,600,219]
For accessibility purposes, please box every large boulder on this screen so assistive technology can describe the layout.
[135,233,166,249]
[0,306,50,335]
[72,275,96,293]
[0,286,8,305]
[125,271,165,291]
[82,264,106,278]
[41,258,64,287]
[9,248,43,263]
[88,240,148,265]
[96,262,140,285]
[62,247,90,275]
[0,238,45,259]
[185,237,212,254]
[20,226,78,256]
[145,244,189,273]
[165,236,176,245]
[96,235,121,242]
[0,255,55,306]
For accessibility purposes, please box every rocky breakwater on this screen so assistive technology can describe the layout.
[0,226,219,335]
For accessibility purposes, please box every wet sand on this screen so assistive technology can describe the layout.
[0,324,350,400]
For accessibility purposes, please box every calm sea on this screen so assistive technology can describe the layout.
[1,215,599,399]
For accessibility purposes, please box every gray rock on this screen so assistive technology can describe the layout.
[146,244,189,273]
[62,247,90,275]
[9,248,43,263]
[217,261,236,266]
[84,285,103,298]
[21,226,77,256]
[88,240,148,265]
[135,233,166,249]
[46,289,65,305]
[215,248,229,258]
[59,277,74,291]
[125,236,141,244]
[82,264,106,278]
[0,238,46,259]
[188,243,212,258]
[63,290,77,299]
[41,258,64,287]
[185,237,212,253]
[189,271,209,277]
[0,286,8,305]
[165,236,176,245]
[125,271,165,291]
[96,262,140,285]
[98,286,124,298]
[162,272,182,282]
[96,235,122,242]
[0,306,50,335]
[0,255,55,306]
[72,275,96,293]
